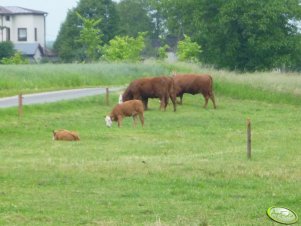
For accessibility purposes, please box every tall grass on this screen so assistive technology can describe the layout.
[0,62,172,97]
[1,62,301,103]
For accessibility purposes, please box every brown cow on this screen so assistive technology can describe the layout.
[105,100,144,128]
[53,129,80,141]
[173,74,216,108]
[122,76,177,111]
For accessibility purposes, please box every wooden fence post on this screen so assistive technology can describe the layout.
[105,88,109,106]
[18,93,23,117]
[246,118,251,159]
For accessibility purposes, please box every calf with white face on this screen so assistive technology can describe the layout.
[105,100,144,128]
[105,115,113,127]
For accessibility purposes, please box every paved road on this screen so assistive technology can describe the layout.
[0,87,123,108]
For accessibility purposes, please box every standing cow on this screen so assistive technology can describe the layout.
[173,74,216,108]
[122,76,177,112]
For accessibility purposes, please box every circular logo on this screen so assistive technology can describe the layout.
[267,207,298,224]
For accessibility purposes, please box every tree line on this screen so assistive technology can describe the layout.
[3,0,301,71]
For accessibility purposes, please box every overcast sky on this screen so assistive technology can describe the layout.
[0,0,117,42]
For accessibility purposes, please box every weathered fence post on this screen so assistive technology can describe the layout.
[18,93,23,117]
[105,88,109,106]
[246,118,251,159]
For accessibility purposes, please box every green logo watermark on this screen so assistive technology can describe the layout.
[267,207,298,225]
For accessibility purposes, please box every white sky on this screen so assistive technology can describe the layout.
[0,0,88,41]
[1,0,120,41]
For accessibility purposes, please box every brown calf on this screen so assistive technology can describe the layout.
[53,129,80,141]
[105,100,144,128]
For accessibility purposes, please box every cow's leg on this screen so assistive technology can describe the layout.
[138,112,144,127]
[170,93,177,111]
[142,98,148,110]
[160,97,166,111]
[164,95,169,110]
[132,115,137,127]
[117,115,122,127]
[178,94,184,105]
[203,95,209,108]
[210,92,217,109]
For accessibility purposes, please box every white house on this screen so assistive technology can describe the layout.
[0,6,47,62]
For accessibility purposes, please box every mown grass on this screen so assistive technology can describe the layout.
[1,62,301,225]
[0,87,300,225]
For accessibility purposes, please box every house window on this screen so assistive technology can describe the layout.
[5,16,10,21]
[34,28,38,41]
[18,28,27,41]
[6,28,10,41]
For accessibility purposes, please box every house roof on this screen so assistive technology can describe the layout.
[14,43,44,56]
[0,6,47,15]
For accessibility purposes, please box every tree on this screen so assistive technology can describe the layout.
[117,0,168,57]
[157,44,169,60]
[198,0,301,71]
[54,0,119,62]
[117,0,154,37]
[176,35,201,62]
[160,0,301,71]
[102,32,146,61]
[160,0,200,39]
[76,12,102,61]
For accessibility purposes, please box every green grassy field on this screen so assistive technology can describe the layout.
[0,63,300,225]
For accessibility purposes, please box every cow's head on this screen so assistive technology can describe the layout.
[105,115,112,127]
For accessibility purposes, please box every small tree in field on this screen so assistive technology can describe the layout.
[157,44,169,60]
[176,35,202,62]
[102,32,146,61]
[76,12,102,62]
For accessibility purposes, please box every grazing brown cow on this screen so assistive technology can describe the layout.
[122,76,177,111]
[173,74,216,108]
[105,100,144,128]
[53,129,80,141]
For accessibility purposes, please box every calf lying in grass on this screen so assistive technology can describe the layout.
[105,100,144,128]
[53,129,80,141]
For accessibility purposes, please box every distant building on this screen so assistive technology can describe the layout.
[0,6,47,62]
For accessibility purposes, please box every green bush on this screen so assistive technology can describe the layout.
[176,35,201,62]
[0,52,29,65]
[102,32,146,61]
[157,44,169,60]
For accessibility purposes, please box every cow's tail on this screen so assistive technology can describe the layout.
[208,75,216,109]
[209,75,214,90]
[169,77,177,112]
